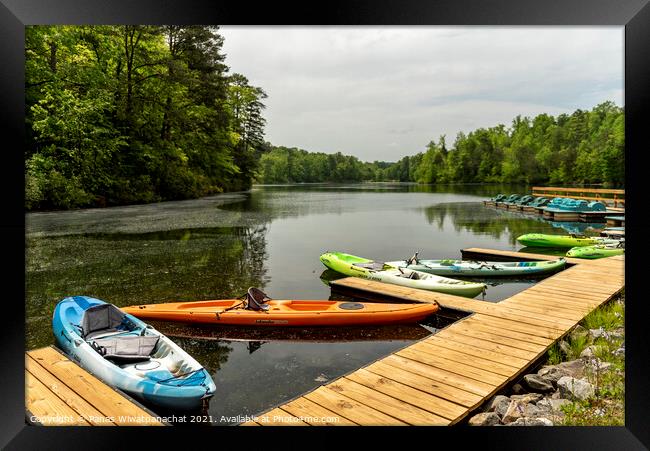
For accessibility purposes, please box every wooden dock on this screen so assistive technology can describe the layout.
[26,346,165,426]
[243,249,624,426]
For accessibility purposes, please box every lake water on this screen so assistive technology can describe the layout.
[25,183,607,424]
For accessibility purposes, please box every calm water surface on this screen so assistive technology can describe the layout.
[25,183,607,423]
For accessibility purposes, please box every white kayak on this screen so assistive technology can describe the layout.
[385,253,567,277]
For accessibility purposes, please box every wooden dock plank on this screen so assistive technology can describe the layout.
[26,355,114,426]
[26,371,91,426]
[481,300,589,321]
[502,296,598,314]
[443,322,549,353]
[345,369,462,422]
[329,378,449,425]
[425,328,539,366]
[27,346,163,426]
[364,360,483,408]
[304,386,408,426]
[395,347,509,387]
[451,317,554,346]
[280,397,357,426]
[412,341,520,376]
[381,354,496,396]
[470,315,565,340]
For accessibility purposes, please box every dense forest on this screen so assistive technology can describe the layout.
[25,25,624,211]
[257,102,624,187]
[26,25,268,210]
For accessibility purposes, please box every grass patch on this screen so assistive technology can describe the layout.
[550,293,625,426]
[582,300,624,331]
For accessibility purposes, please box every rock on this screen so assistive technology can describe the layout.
[538,365,570,385]
[524,403,542,418]
[510,383,527,395]
[523,374,554,393]
[549,398,570,411]
[538,398,570,412]
[558,359,586,378]
[486,395,510,418]
[506,417,554,426]
[468,412,501,426]
[587,359,613,372]
[589,327,605,339]
[511,393,543,404]
[536,398,552,411]
[559,340,572,356]
[580,346,596,359]
[502,399,526,424]
[557,376,595,401]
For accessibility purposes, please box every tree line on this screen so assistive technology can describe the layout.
[26,25,268,210]
[26,25,623,211]
[257,102,624,187]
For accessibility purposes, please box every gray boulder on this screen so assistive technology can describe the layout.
[537,360,585,384]
[537,398,570,413]
[486,395,510,418]
[468,412,501,426]
[557,376,595,401]
[511,393,543,404]
[502,399,531,424]
[589,327,605,339]
[587,359,613,372]
[579,346,596,359]
[558,359,586,378]
[510,383,527,395]
[506,417,554,426]
[523,374,554,393]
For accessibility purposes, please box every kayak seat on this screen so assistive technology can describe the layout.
[80,303,137,340]
[91,335,160,363]
[246,287,272,311]
[408,272,420,280]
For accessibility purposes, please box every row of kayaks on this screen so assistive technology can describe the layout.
[53,292,440,410]
[516,233,625,259]
[319,251,566,298]
[489,194,607,212]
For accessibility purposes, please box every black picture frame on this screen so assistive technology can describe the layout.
[2,0,648,448]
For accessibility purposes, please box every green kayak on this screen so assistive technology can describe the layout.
[566,243,625,259]
[517,233,620,248]
[319,252,487,298]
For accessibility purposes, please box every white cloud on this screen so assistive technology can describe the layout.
[220,26,623,161]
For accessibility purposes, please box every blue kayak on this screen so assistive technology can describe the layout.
[53,296,216,411]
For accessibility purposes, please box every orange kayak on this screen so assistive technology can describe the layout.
[121,299,438,326]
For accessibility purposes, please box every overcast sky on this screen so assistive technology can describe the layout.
[219,27,623,162]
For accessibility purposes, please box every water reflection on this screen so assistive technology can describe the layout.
[25,225,269,349]
[423,202,605,245]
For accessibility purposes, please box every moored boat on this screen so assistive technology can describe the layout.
[385,253,566,277]
[122,287,439,326]
[516,233,620,248]
[53,296,216,410]
[319,252,487,298]
[566,242,625,259]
